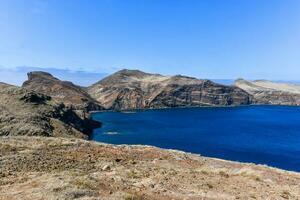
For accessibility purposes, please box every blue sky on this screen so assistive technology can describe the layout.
[1,0,300,86]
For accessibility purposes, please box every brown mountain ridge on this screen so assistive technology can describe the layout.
[21,69,300,111]
[0,82,100,138]
[87,69,251,110]
[22,71,103,112]
[235,79,300,106]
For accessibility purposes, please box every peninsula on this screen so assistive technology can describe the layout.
[1,70,300,199]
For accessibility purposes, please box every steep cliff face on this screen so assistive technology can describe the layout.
[22,71,103,112]
[235,79,300,105]
[20,70,300,110]
[0,83,100,138]
[87,69,251,110]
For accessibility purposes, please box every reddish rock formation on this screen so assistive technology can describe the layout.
[88,69,251,110]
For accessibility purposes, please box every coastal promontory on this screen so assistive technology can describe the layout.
[22,71,103,112]
[0,75,300,199]
[88,69,251,110]
[0,82,99,138]
[235,79,300,105]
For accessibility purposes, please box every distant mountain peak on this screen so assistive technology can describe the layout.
[113,69,157,78]
[23,71,103,111]
[234,79,300,105]
[88,69,250,110]
[117,69,148,75]
[27,71,57,80]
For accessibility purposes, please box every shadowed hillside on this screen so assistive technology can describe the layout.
[0,83,100,138]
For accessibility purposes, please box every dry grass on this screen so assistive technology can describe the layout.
[1,136,300,200]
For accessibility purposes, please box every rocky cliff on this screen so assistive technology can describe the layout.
[235,79,300,105]
[21,70,300,110]
[88,69,251,110]
[22,71,103,112]
[1,74,300,200]
[0,83,100,138]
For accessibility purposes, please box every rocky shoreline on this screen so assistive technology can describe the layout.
[1,70,300,199]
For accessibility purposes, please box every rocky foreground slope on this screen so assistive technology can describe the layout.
[1,136,300,200]
[235,79,300,105]
[0,83,100,138]
[88,69,251,110]
[23,71,103,111]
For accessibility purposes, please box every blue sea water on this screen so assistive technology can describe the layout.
[91,106,300,172]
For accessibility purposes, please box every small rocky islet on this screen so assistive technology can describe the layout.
[1,69,300,199]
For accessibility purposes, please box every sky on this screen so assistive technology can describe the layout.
[0,0,300,86]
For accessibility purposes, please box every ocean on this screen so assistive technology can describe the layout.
[91,106,300,172]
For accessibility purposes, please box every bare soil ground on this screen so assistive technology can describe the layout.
[1,136,299,200]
